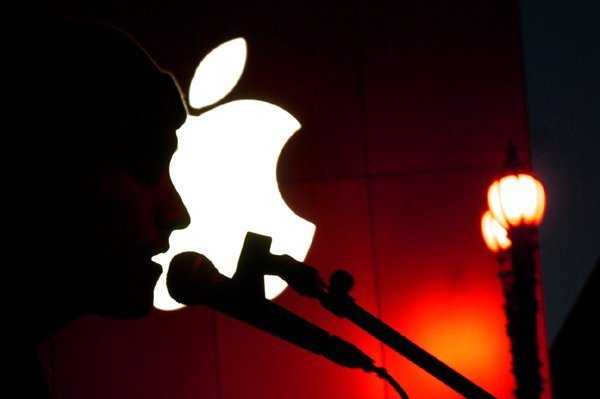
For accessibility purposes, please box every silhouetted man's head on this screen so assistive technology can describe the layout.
[2,18,190,328]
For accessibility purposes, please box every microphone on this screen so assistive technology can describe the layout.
[166,251,377,373]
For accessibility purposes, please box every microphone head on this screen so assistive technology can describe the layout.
[166,251,224,305]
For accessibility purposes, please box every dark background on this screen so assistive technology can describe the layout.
[519,0,599,342]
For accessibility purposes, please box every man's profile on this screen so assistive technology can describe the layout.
[2,18,191,397]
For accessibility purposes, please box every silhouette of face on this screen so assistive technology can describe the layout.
[36,124,191,319]
[90,127,191,318]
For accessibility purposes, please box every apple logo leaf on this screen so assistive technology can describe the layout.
[189,37,247,110]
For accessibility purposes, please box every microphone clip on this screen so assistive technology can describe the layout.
[234,232,326,298]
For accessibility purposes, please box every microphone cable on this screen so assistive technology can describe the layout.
[373,366,410,399]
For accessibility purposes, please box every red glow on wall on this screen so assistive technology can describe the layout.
[400,288,514,398]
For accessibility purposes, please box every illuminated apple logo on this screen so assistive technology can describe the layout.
[153,38,316,310]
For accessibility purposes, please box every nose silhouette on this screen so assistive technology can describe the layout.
[160,173,191,233]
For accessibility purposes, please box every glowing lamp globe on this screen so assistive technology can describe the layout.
[487,173,545,228]
[481,210,511,254]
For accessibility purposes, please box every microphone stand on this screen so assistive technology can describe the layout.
[238,232,496,399]
[233,234,410,398]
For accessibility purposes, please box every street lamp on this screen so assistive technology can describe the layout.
[481,210,512,256]
[481,143,546,399]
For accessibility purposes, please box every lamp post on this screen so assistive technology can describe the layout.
[481,143,546,399]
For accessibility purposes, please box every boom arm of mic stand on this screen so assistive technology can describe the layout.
[319,270,496,399]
